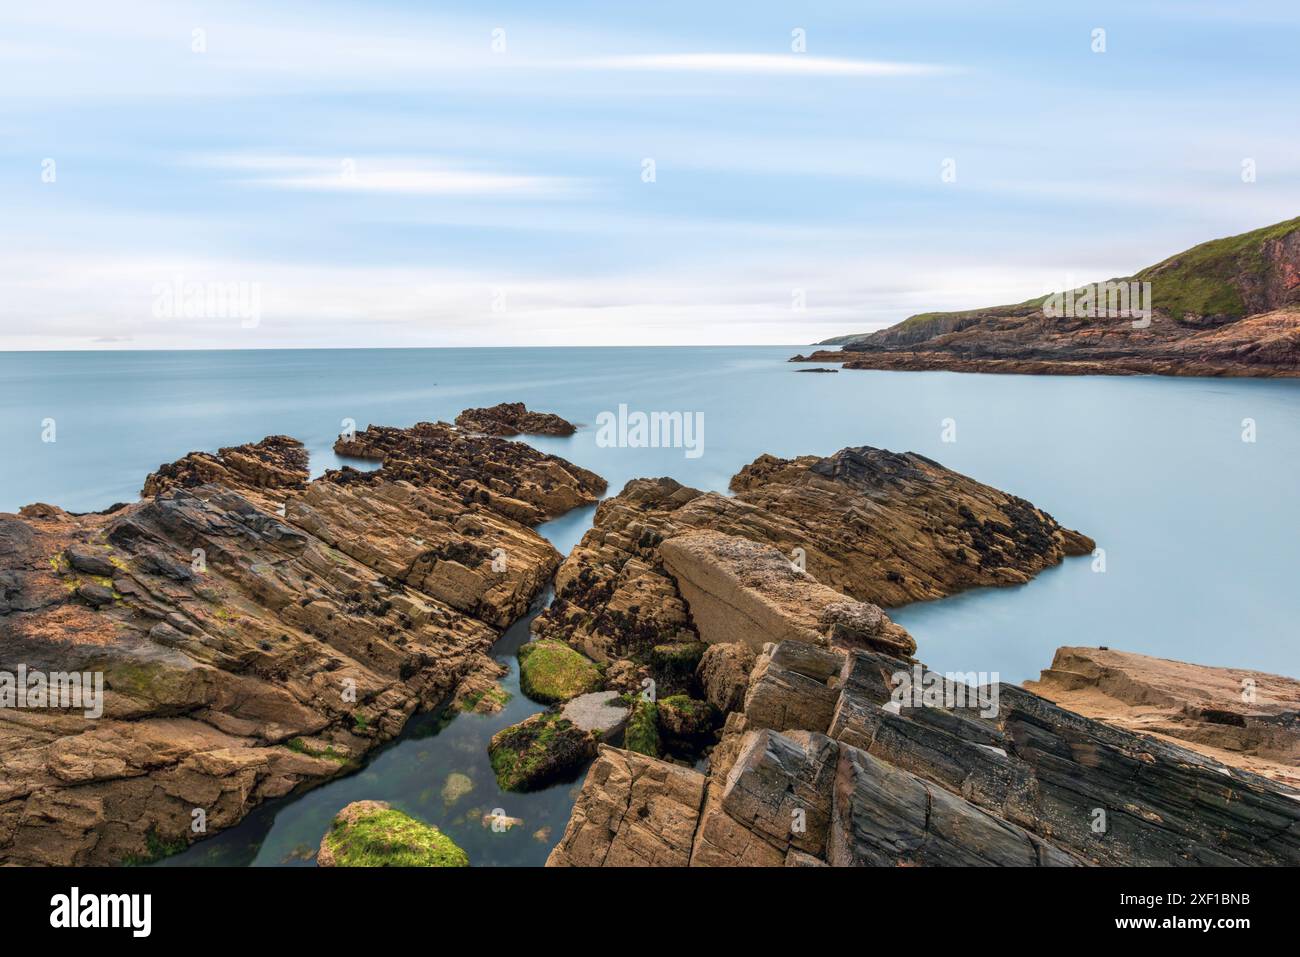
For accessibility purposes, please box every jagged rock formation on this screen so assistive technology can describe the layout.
[795,217,1300,376]
[333,421,604,525]
[454,402,578,437]
[0,420,602,865]
[532,446,1091,665]
[549,639,1300,866]
[1027,646,1300,787]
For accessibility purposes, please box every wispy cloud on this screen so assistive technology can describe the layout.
[199,154,585,198]
[569,53,953,77]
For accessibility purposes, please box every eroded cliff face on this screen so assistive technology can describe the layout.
[0,419,603,865]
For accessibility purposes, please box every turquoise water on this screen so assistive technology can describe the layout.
[3,347,1298,864]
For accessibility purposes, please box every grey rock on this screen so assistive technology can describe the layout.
[560,691,630,738]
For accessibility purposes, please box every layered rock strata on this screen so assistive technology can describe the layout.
[549,640,1300,866]
[1027,646,1300,787]
[0,419,602,865]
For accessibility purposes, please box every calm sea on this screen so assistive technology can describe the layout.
[3,347,1297,865]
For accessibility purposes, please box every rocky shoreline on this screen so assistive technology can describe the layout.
[4,405,1297,867]
[0,412,599,865]
[533,451,1300,867]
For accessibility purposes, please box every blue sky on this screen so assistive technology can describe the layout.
[2,0,1298,348]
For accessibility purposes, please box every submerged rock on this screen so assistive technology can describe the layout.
[318,800,467,867]
[441,772,474,806]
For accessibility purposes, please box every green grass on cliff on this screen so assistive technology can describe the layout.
[1133,215,1300,320]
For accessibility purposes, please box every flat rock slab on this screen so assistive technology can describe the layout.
[561,691,631,737]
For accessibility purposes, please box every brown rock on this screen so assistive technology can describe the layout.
[1026,646,1300,787]
[696,642,756,714]
[545,745,706,866]
[454,402,577,437]
[0,421,600,865]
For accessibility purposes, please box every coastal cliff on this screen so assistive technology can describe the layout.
[0,413,600,865]
[795,217,1300,376]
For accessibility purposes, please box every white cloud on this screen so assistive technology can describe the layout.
[0,250,1087,350]
[570,53,953,77]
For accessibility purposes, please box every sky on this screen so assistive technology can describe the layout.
[2,0,1298,349]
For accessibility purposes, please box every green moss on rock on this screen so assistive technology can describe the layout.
[517,639,603,704]
[488,711,596,791]
[624,698,660,757]
[650,641,708,693]
[318,800,468,867]
[658,694,718,738]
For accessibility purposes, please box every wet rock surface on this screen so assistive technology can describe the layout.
[0,417,599,865]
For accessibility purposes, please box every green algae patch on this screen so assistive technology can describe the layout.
[624,698,660,758]
[488,711,596,791]
[517,640,603,704]
[318,801,467,867]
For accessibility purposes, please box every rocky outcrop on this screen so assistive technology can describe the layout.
[695,642,756,714]
[1026,646,1300,787]
[333,420,605,525]
[487,712,597,791]
[796,217,1300,377]
[454,402,577,437]
[533,446,1091,668]
[660,531,915,658]
[517,640,603,704]
[550,639,1300,867]
[0,418,599,865]
[142,436,309,504]
[545,745,706,866]
[318,800,467,867]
